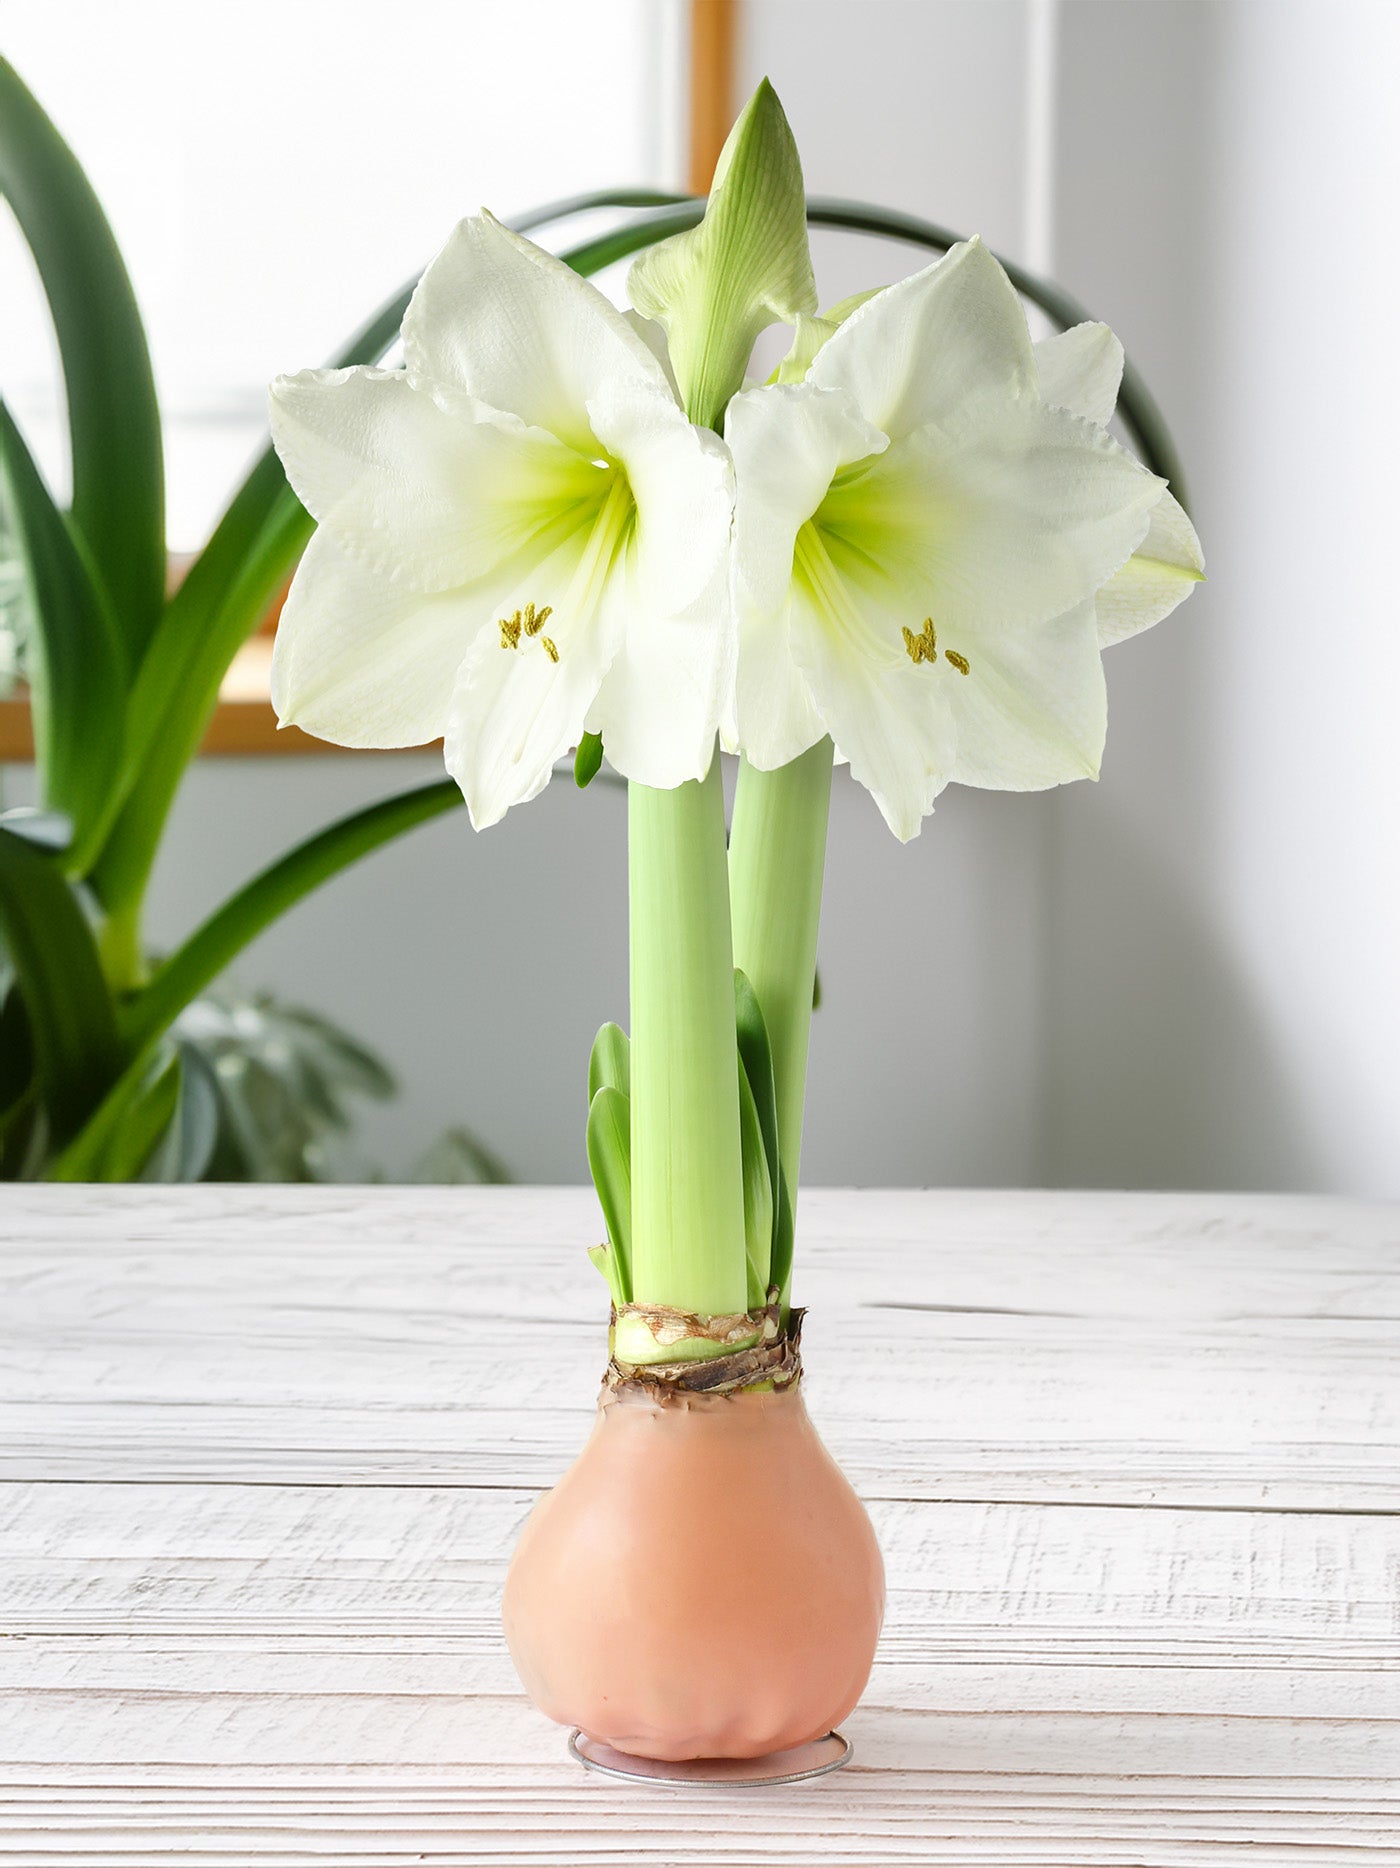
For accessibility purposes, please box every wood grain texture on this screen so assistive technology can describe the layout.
[1,1185,1397,1864]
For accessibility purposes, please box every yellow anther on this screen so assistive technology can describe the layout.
[944,649,970,675]
[499,610,522,650]
[523,603,553,637]
[540,635,560,663]
[903,618,937,665]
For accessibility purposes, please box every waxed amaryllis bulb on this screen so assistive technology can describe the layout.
[502,1380,884,1761]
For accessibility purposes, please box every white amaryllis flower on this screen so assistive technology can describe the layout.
[268,212,734,828]
[724,237,1203,840]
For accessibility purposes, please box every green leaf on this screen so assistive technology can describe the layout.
[0,807,71,852]
[735,968,795,1309]
[734,970,780,1224]
[574,731,604,788]
[153,1041,220,1182]
[46,1040,157,1182]
[588,1021,630,1104]
[94,1046,181,1182]
[0,400,125,872]
[737,1061,772,1305]
[0,985,41,1176]
[0,58,164,669]
[0,824,122,1144]
[587,1241,628,1311]
[770,1168,795,1309]
[586,1083,632,1302]
[0,984,35,1123]
[121,779,463,1053]
[629,79,816,427]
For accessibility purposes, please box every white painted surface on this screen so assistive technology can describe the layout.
[2,1184,1397,1861]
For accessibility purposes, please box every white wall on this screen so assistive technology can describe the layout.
[1044,0,1400,1195]
[5,1,1396,1193]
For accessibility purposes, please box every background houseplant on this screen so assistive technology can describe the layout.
[0,63,649,1183]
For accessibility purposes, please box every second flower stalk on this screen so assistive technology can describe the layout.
[617,742,831,1367]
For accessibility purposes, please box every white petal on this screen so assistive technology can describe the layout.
[822,392,1163,634]
[726,381,887,616]
[271,528,477,747]
[403,212,671,455]
[731,589,827,770]
[1096,487,1205,644]
[270,366,603,593]
[1034,323,1124,428]
[589,553,733,788]
[444,557,627,831]
[810,238,1035,438]
[787,528,957,842]
[622,310,681,401]
[587,378,734,620]
[950,599,1107,790]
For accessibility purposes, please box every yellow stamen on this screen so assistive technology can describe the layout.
[523,603,553,637]
[903,618,937,665]
[944,649,970,675]
[499,610,522,650]
[540,635,559,663]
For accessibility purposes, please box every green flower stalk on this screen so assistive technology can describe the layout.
[623,762,749,1355]
[609,82,822,1361]
[728,739,832,1233]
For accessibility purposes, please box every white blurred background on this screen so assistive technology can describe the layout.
[2,0,1396,1194]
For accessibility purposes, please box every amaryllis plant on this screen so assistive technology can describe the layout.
[270,81,1201,1767]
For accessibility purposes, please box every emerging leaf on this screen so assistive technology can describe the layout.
[588,1021,631,1105]
[586,1083,632,1302]
[737,1061,773,1304]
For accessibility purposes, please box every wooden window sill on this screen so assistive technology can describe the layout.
[0,637,409,760]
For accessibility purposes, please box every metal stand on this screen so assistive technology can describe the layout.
[568,1727,851,1787]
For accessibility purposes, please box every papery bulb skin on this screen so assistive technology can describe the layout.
[502,1379,884,1761]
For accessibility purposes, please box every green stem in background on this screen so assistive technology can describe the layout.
[728,741,833,1224]
[625,757,749,1353]
[98,897,147,995]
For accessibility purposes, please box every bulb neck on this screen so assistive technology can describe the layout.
[604,1302,805,1405]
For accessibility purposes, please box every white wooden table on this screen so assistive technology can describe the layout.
[2,1186,1397,1865]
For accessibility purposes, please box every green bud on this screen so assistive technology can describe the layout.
[629,78,815,430]
[574,729,604,788]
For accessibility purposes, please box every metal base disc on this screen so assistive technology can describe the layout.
[568,1727,851,1787]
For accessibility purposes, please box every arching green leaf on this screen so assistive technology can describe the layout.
[0,401,125,873]
[0,58,164,668]
[0,823,121,1144]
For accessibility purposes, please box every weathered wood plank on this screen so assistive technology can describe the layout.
[2,1188,1396,1508]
